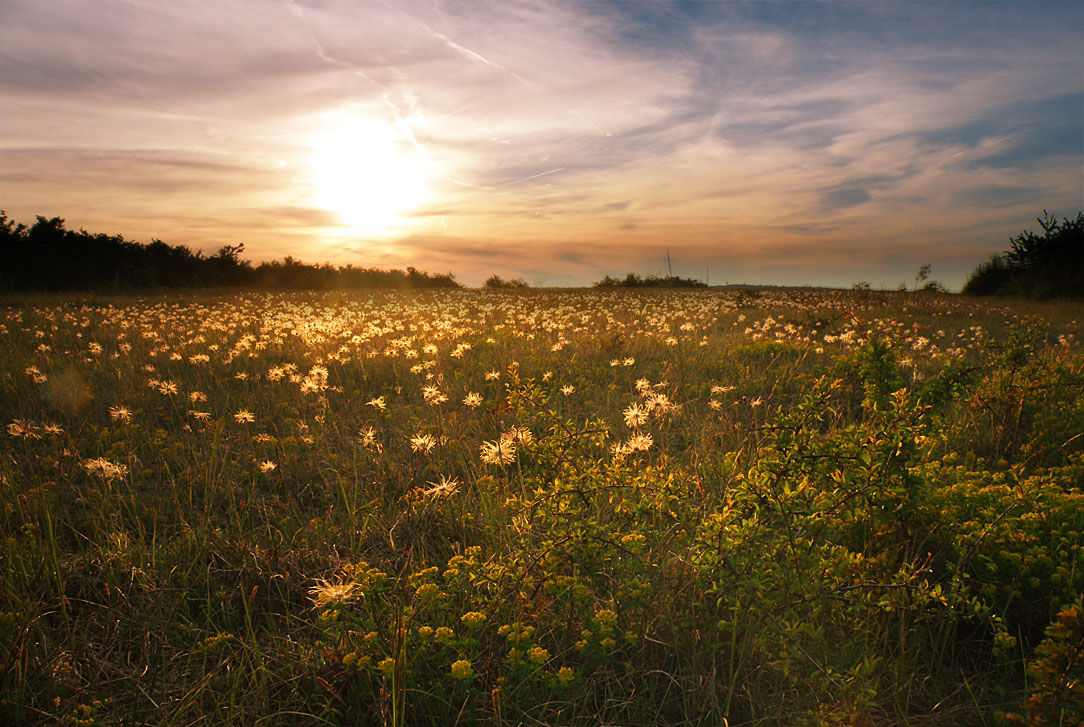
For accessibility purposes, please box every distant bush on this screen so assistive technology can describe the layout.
[962,212,1083,299]
[594,272,706,288]
[484,275,529,289]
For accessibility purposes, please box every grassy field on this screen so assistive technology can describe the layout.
[1,288,1082,726]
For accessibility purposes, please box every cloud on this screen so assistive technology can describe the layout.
[821,187,872,211]
[0,0,1080,288]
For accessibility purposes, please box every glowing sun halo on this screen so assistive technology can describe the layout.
[308,116,432,235]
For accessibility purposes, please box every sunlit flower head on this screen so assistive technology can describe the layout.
[357,426,377,448]
[623,402,649,428]
[307,577,360,610]
[83,457,128,481]
[480,439,516,466]
[421,385,447,406]
[410,433,436,454]
[423,475,460,499]
[109,405,133,421]
[500,426,534,445]
[6,420,40,439]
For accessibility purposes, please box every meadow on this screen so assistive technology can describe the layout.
[1,287,1081,726]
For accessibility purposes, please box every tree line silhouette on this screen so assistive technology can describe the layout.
[0,212,460,291]
[594,272,706,288]
[962,211,1083,299]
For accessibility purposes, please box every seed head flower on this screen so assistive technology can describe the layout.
[7,420,40,439]
[500,426,534,445]
[307,578,359,609]
[623,402,648,428]
[480,439,516,466]
[410,433,436,454]
[109,405,133,421]
[82,457,128,481]
[357,426,377,448]
[423,475,460,499]
[421,385,447,405]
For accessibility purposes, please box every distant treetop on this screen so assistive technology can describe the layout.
[594,272,707,289]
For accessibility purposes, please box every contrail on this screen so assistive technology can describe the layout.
[499,168,565,188]
[282,0,385,91]
[376,0,532,86]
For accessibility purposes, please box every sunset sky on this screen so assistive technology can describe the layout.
[1,0,1081,289]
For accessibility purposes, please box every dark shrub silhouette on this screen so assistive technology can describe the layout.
[962,212,1083,299]
[594,272,706,288]
[484,275,529,289]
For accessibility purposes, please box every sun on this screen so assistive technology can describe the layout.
[308,113,432,235]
